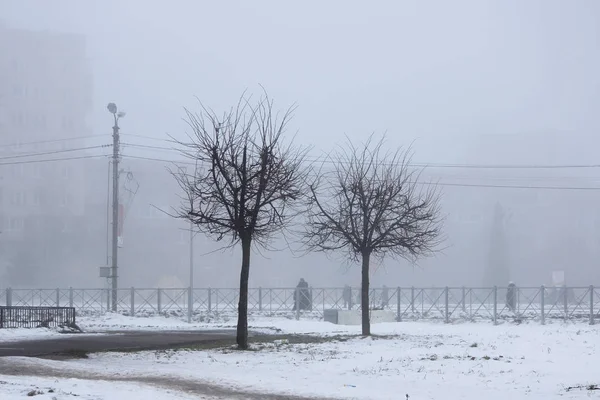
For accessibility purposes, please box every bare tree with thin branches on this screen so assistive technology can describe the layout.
[304,135,443,336]
[173,92,309,349]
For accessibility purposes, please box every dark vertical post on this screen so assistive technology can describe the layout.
[444,287,450,323]
[157,288,162,314]
[295,287,300,320]
[396,287,401,322]
[187,287,192,323]
[110,114,120,312]
[540,285,545,325]
[493,286,498,325]
[590,285,594,326]
[563,285,568,321]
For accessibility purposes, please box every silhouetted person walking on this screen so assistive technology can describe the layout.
[506,282,517,312]
[343,285,352,309]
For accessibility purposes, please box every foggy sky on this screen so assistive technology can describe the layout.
[2,0,600,288]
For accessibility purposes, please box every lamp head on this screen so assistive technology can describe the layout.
[107,103,117,114]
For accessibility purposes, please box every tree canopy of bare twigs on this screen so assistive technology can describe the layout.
[303,135,443,335]
[173,91,309,349]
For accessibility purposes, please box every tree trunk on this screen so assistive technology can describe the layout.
[236,236,251,349]
[361,250,371,336]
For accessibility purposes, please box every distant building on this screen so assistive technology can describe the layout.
[83,157,194,289]
[0,25,93,287]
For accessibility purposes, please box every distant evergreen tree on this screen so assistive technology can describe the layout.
[483,202,510,287]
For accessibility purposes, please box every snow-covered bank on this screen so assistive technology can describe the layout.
[3,319,599,399]
[76,311,600,336]
[77,313,212,332]
[0,327,70,343]
[0,375,203,400]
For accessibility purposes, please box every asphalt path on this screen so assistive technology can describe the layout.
[0,330,335,399]
[0,329,239,357]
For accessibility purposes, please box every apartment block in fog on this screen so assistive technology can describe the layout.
[0,25,93,287]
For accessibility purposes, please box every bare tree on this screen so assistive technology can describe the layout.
[173,92,308,349]
[304,135,443,336]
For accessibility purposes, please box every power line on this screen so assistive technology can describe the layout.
[0,135,106,149]
[124,133,178,143]
[121,140,600,170]
[313,172,600,191]
[121,154,196,165]
[0,144,112,161]
[422,181,600,191]
[121,143,184,154]
[302,156,600,170]
[0,154,108,166]
[120,154,600,191]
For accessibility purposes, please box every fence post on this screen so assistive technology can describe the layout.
[540,285,545,325]
[130,287,135,316]
[259,287,263,312]
[56,288,60,307]
[590,285,594,326]
[208,288,212,313]
[349,287,353,310]
[69,287,74,308]
[6,288,12,307]
[106,288,110,312]
[396,287,401,322]
[411,286,415,313]
[187,287,192,323]
[295,287,300,320]
[461,287,466,313]
[444,287,449,323]
[157,288,162,314]
[563,284,568,321]
[215,289,219,314]
[493,286,497,325]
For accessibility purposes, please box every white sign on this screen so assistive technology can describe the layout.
[552,270,565,286]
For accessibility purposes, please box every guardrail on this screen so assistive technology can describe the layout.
[0,286,597,325]
[0,306,76,328]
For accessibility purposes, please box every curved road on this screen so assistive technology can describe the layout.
[0,330,238,357]
[0,330,333,400]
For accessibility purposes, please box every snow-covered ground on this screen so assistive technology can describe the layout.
[0,375,206,400]
[77,313,214,332]
[0,327,70,342]
[76,312,345,334]
[1,316,599,399]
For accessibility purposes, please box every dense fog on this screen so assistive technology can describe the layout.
[1,0,600,290]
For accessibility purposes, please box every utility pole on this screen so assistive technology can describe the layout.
[190,220,194,291]
[107,103,125,312]
[188,220,194,323]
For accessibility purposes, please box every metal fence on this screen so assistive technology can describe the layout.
[0,306,76,328]
[0,286,597,325]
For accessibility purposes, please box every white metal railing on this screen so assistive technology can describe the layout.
[0,286,597,325]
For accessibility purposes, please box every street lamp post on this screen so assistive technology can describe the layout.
[107,103,125,312]
[188,220,194,323]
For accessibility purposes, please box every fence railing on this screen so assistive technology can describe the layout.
[0,286,597,325]
[0,306,76,328]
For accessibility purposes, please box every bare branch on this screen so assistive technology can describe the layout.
[171,91,310,248]
[303,134,444,263]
